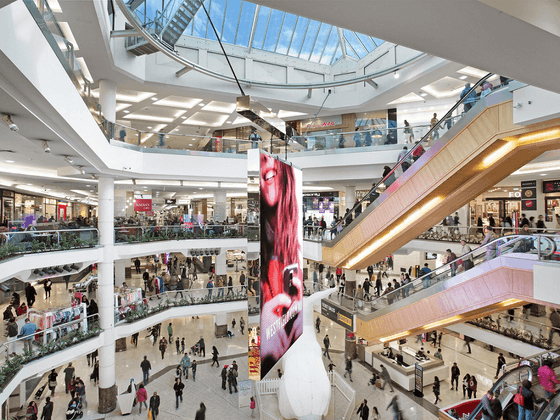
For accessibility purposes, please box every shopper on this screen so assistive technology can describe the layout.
[516,380,543,420]
[240,317,245,335]
[180,353,191,380]
[20,318,38,353]
[227,276,233,295]
[240,271,246,292]
[191,359,197,381]
[132,332,139,347]
[220,366,228,390]
[173,378,184,410]
[495,353,506,379]
[538,359,559,401]
[76,379,87,407]
[136,384,148,414]
[446,249,458,276]
[228,366,238,393]
[26,401,38,420]
[43,279,52,299]
[481,390,494,420]
[480,226,497,261]
[323,335,331,360]
[40,396,53,420]
[433,376,441,404]
[159,337,167,360]
[357,399,370,420]
[140,355,151,384]
[167,323,173,342]
[463,374,471,398]
[460,240,473,270]
[195,402,206,420]
[149,392,160,420]
[198,337,206,357]
[344,356,353,382]
[91,360,99,385]
[47,369,57,396]
[469,375,477,399]
[386,395,401,420]
[181,337,185,354]
[175,337,180,354]
[25,283,37,307]
[250,396,256,418]
[316,316,321,333]
[134,258,141,274]
[380,364,394,392]
[63,363,74,394]
[211,346,219,367]
[451,362,460,391]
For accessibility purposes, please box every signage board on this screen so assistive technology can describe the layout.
[543,180,560,194]
[321,299,354,330]
[521,180,537,188]
[134,199,152,212]
[165,199,176,205]
[414,363,424,397]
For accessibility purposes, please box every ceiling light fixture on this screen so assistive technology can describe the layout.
[65,156,74,165]
[6,160,14,163]
[420,93,427,97]
[42,140,51,153]
[151,97,158,101]
[459,75,468,80]
[394,72,399,79]
[123,110,130,113]
[2,114,19,131]
[78,166,85,175]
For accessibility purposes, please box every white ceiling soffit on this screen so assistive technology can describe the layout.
[387,92,425,105]
[421,76,465,99]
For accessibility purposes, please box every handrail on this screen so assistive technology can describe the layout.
[332,234,557,312]
[329,73,495,236]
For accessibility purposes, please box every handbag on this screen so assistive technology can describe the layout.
[513,387,525,406]
[148,409,153,420]
[49,380,57,388]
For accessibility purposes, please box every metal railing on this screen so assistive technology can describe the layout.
[325,74,497,242]
[1,313,101,364]
[328,370,356,420]
[0,228,99,259]
[255,378,281,420]
[114,284,249,324]
[114,224,247,243]
[328,234,559,313]
[416,224,560,244]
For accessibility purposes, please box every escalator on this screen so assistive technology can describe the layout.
[331,234,560,343]
[321,75,560,270]
[534,390,560,420]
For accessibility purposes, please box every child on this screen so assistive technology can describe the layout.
[250,396,256,418]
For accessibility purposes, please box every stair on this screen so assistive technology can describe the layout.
[160,0,203,47]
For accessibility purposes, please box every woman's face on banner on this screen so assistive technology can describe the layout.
[261,155,280,208]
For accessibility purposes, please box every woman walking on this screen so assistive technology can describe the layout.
[211,346,219,367]
[433,376,441,404]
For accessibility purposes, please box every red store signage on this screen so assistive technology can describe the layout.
[134,199,152,212]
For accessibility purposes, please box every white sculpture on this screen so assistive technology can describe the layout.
[277,287,336,419]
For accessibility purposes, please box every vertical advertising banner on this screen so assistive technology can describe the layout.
[248,150,304,379]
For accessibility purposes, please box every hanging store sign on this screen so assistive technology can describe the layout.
[543,180,560,194]
[165,199,177,205]
[321,300,354,330]
[521,180,537,211]
[414,363,424,397]
[134,199,152,212]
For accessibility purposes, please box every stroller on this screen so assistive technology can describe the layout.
[34,383,47,400]
[190,342,200,356]
[66,398,83,420]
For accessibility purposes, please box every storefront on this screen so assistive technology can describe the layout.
[1,189,14,225]
[543,180,560,222]
[303,192,339,225]
[470,190,521,226]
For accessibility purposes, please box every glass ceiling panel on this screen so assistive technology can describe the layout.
[263,10,284,52]
[343,29,367,58]
[320,29,338,65]
[234,2,256,46]
[221,0,242,44]
[138,0,386,65]
[275,13,297,54]
[287,17,308,57]
[251,6,271,50]
[299,20,321,60]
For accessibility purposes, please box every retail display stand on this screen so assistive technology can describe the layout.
[114,288,144,321]
[27,302,88,344]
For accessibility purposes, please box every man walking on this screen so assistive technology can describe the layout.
[239,271,246,292]
[180,353,191,381]
[481,390,494,420]
[316,316,321,333]
[140,356,151,384]
[63,363,74,394]
[239,317,245,335]
[40,397,53,420]
[451,362,460,391]
[380,364,394,392]
[220,366,228,390]
[495,353,506,379]
[134,258,141,274]
[357,399,370,420]
[20,318,37,353]
[344,356,353,382]
[323,335,331,360]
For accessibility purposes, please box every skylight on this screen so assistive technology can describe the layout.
[133,0,385,65]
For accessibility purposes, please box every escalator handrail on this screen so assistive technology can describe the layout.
[534,389,560,420]
[329,72,495,238]
[466,365,533,420]
[361,234,555,308]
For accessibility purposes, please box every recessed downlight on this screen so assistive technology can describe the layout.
[5,160,14,163]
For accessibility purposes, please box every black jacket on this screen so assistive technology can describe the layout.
[149,395,160,410]
[519,386,543,411]
[357,402,369,419]
[40,402,53,420]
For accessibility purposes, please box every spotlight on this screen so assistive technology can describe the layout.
[65,156,74,165]
[394,71,400,79]
[55,266,64,273]
[42,140,51,153]
[78,166,85,175]
[33,269,45,276]
[2,114,19,131]
[70,264,79,271]
[63,265,72,272]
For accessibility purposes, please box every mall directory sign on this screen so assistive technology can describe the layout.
[247,149,304,379]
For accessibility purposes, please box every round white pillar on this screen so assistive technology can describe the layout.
[97,176,118,413]
[214,190,227,223]
[99,79,117,123]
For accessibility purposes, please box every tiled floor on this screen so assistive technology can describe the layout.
[5,258,556,419]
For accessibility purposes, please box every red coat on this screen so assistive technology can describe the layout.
[538,365,559,393]
[136,387,148,402]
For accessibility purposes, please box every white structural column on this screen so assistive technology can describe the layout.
[344,186,356,212]
[114,259,126,286]
[214,190,227,223]
[98,79,117,123]
[215,251,227,276]
[97,175,118,413]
